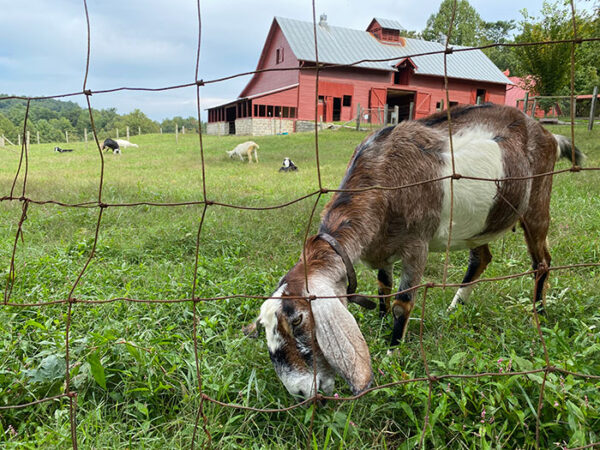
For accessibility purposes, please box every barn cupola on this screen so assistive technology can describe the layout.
[367,18,406,45]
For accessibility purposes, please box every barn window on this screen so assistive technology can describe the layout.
[259,105,266,117]
[290,107,297,118]
[275,106,281,117]
[342,95,352,107]
[267,105,274,117]
[476,89,487,104]
[282,107,289,118]
[276,48,284,64]
[318,96,325,103]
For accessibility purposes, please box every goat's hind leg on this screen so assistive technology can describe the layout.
[448,244,492,312]
[521,220,551,314]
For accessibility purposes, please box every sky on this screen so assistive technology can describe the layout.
[0,0,594,121]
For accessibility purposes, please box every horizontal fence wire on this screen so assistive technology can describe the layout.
[0,0,599,448]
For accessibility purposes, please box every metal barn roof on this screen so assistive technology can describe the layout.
[276,16,511,85]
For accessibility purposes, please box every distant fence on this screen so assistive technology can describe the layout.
[1,0,600,449]
[0,124,203,147]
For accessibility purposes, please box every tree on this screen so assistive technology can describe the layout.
[513,1,574,102]
[480,20,518,72]
[422,0,484,46]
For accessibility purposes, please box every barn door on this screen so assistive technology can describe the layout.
[369,88,386,124]
[414,92,432,119]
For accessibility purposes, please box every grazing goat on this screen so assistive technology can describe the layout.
[115,139,139,149]
[102,138,121,154]
[279,157,298,172]
[243,104,584,399]
[227,141,259,163]
[54,146,73,153]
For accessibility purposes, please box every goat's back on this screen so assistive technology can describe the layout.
[322,104,559,263]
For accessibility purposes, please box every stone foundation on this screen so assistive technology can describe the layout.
[207,122,228,136]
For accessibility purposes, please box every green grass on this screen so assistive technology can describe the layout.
[1,126,599,448]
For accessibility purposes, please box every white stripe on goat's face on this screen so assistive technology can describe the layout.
[430,126,507,251]
[257,283,336,399]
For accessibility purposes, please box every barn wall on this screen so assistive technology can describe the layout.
[242,26,300,98]
[252,86,299,107]
[207,122,228,136]
[297,67,390,122]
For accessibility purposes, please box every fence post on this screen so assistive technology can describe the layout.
[175,124,179,144]
[531,99,537,117]
[36,131,40,145]
[408,102,414,121]
[138,126,141,136]
[383,104,389,126]
[356,103,361,130]
[26,131,30,147]
[160,127,163,134]
[65,131,69,143]
[127,126,130,140]
[182,126,185,135]
[84,128,88,145]
[588,85,598,131]
[18,134,21,146]
[523,92,529,114]
[116,128,119,138]
[394,105,400,124]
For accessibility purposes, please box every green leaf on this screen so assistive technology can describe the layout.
[23,354,66,384]
[448,351,467,369]
[87,351,106,389]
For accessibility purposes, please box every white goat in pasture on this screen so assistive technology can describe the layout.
[243,104,584,400]
[115,139,139,149]
[226,141,259,163]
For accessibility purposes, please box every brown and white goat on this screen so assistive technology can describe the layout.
[244,104,583,399]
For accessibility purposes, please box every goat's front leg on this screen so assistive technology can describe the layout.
[390,243,428,347]
[448,244,492,311]
[377,266,393,318]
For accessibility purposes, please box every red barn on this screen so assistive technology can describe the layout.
[207,16,511,135]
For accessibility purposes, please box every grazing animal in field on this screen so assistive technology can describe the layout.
[54,146,73,153]
[243,104,584,399]
[114,139,139,149]
[102,138,121,154]
[279,157,298,172]
[226,141,259,163]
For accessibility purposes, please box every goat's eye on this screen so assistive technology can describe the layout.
[291,316,302,327]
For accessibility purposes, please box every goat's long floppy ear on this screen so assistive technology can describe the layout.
[312,298,373,395]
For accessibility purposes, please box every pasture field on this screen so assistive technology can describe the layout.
[0,126,599,448]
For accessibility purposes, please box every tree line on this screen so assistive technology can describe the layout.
[0,96,203,144]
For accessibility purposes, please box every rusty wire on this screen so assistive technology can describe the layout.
[1,0,599,448]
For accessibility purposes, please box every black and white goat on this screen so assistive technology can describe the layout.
[54,146,73,153]
[102,138,121,154]
[244,104,584,399]
[279,157,298,172]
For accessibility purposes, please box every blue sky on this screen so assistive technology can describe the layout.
[0,0,593,121]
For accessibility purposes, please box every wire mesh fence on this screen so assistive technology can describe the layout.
[1,0,600,448]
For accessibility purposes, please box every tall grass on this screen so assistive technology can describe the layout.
[0,126,599,448]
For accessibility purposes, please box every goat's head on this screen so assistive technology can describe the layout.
[244,248,374,400]
[226,149,235,158]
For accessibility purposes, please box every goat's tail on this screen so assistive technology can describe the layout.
[554,134,585,166]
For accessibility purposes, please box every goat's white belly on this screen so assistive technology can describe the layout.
[429,128,505,252]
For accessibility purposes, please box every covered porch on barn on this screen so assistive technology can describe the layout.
[206,84,299,136]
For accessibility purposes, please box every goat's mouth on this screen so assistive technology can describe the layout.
[278,370,335,400]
